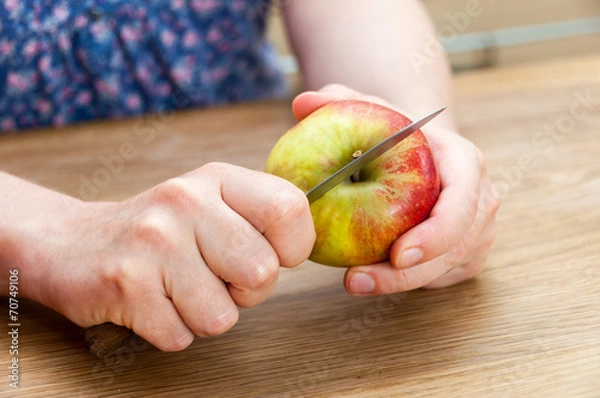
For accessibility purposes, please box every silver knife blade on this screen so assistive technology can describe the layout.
[305,106,446,204]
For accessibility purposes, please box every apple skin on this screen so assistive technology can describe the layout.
[265,100,440,267]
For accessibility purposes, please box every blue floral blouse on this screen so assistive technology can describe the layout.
[0,0,287,132]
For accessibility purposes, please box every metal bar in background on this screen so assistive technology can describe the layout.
[276,16,600,74]
[442,16,600,53]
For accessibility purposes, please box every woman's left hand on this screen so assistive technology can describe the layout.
[292,84,500,295]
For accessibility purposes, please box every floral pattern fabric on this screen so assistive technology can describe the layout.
[0,0,286,132]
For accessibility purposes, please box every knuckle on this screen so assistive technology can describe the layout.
[198,308,239,336]
[424,221,457,255]
[130,211,176,253]
[488,187,502,214]
[265,186,309,226]
[244,252,280,290]
[199,161,228,175]
[481,224,497,251]
[448,239,471,267]
[390,270,410,293]
[478,182,501,218]
[103,259,148,299]
[473,146,485,170]
[160,331,194,352]
[150,177,197,212]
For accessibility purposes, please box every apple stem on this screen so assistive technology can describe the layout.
[351,150,362,183]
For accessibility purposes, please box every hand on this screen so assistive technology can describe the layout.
[292,84,500,295]
[32,163,315,351]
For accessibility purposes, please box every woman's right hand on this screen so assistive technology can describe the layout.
[21,163,315,351]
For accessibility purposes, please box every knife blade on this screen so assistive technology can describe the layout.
[305,106,446,204]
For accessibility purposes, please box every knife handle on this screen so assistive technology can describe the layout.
[85,323,137,358]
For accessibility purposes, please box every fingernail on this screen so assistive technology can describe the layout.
[349,272,375,295]
[399,248,423,269]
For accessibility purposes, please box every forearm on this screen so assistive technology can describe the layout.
[0,172,82,301]
[284,0,456,130]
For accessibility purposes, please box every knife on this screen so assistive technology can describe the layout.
[306,105,446,203]
[85,105,446,358]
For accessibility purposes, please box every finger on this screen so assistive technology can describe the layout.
[199,163,316,269]
[344,258,454,296]
[165,249,240,337]
[422,257,486,289]
[195,199,281,308]
[128,292,195,352]
[390,137,483,269]
[100,251,197,352]
[423,179,499,289]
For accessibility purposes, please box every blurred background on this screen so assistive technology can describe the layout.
[266,0,600,87]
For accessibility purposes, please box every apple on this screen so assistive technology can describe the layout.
[265,100,440,267]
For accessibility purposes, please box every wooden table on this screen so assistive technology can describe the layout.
[1,55,599,397]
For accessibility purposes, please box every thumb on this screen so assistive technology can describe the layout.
[292,84,397,121]
[291,84,364,121]
[291,91,340,121]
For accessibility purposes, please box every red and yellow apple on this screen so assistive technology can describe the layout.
[265,100,440,267]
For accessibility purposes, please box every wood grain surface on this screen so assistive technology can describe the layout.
[1,55,599,397]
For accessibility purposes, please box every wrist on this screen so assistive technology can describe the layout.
[0,173,85,304]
